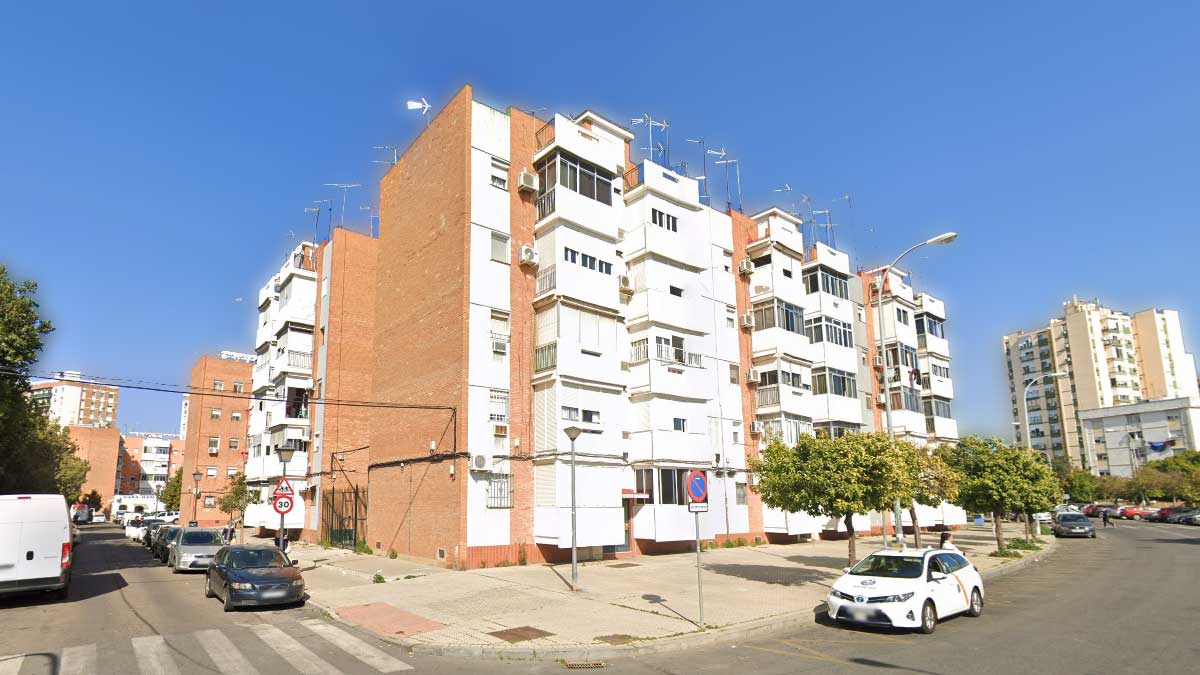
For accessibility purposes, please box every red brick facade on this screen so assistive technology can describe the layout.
[67,425,122,508]
[179,356,251,527]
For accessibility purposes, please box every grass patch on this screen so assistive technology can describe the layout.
[1008,539,1043,551]
[353,540,373,555]
[989,548,1023,558]
[372,573,386,584]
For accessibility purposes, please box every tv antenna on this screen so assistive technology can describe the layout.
[312,199,332,240]
[305,206,322,244]
[406,97,431,125]
[323,184,362,228]
[372,145,400,166]
[631,113,668,163]
[713,156,741,212]
[360,204,379,237]
[687,138,711,203]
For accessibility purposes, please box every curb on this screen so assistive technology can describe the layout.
[978,536,1058,581]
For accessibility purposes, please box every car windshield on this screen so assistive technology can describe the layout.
[848,554,924,579]
[1059,514,1088,523]
[228,549,289,569]
[163,527,180,538]
[180,531,223,545]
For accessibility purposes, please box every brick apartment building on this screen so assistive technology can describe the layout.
[179,352,253,526]
[66,425,122,507]
[30,372,120,427]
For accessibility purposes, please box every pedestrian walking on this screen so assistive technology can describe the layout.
[1102,508,1115,528]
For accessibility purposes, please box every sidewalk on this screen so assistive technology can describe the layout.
[297,523,1055,660]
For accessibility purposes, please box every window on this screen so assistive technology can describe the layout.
[803,268,848,298]
[536,151,613,206]
[582,409,600,424]
[735,483,748,506]
[753,299,803,334]
[782,268,792,278]
[658,468,688,505]
[729,364,739,384]
[673,418,687,432]
[598,261,612,274]
[804,316,854,348]
[207,437,220,452]
[487,474,511,508]
[896,308,910,325]
[581,253,597,270]
[886,344,920,368]
[490,174,507,190]
[563,247,611,275]
[228,438,239,450]
[227,467,238,476]
[924,398,952,418]
[490,233,510,263]
[233,382,245,394]
[210,409,222,420]
[669,286,683,297]
[931,363,951,378]
[891,386,922,413]
[916,315,945,338]
[635,468,655,504]
[203,495,216,507]
[489,390,509,423]
[206,466,217,477]
[561,406,579,421]
[751,254,772,269]
[213,380,224,391]
[651,208,678,232]
[564,247,578,264]
[231,410,242,422]
[630,338,648,362]
[813,368,857,398]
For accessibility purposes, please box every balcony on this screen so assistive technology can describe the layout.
[655,343,703,368]
[536,189,556,221]
[926,416,959,440]
[622,221,707,269]
[534,186,618,240]
[752,327,811,361]
[535,119,556,151]
[536,265,556,295]
[756,384,780,407]
[286,350,312,370]
[535,343,557,372]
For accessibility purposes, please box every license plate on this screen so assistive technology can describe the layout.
[1073,528,1086,532]
[261,590,287,599]
[849,607,870,620]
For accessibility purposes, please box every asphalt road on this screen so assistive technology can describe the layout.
[3,521,1197,674]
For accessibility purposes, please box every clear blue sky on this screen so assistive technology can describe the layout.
[3,3,1198,436]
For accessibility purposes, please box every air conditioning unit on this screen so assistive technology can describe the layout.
[493,423,509,437]
[470,453,491,472]
[876,393,887,405]
[750,421,766,434]
[492,340,508,356]
[517,170,538,193]
[873,355,884,367]
[738,259,754,275]
[618,275,634,294]
[740,313,754,329]
[747,367,761,383]
[518,245,539,266]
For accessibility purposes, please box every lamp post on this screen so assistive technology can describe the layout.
[276,444,296,551]
[564,426,582,591]
[191,470,203,526]
[875,232,957,550]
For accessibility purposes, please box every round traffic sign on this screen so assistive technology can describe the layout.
[272,495,294,515]
[685,470,708,503]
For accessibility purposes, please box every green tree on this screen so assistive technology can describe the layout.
[55,449,90,501]
[1012,450,1060,540]
[1064,470,1100,503]
[944,436,1034,550]
[906,445,962,548]
[160,468,183,511]
[218,472,260,520]
[82,489,102,510]
[751,432,914,565]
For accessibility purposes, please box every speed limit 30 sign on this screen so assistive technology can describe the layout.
[272,495,294,515]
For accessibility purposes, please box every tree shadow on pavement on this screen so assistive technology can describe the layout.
[1144,537,1200,545]
[0,572,127,609]
[783,555,852,570]
[848,657,948,675]
[703,563,837,587]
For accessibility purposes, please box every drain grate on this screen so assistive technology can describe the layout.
[563,662,606,669]
[608,563,640,568]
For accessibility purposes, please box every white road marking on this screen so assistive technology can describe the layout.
[0,655,23,675]
[131,635,180,675]
[196,629,261,675]
[59,643,98,675]
[300,619,413,672]
[249,623,340,675]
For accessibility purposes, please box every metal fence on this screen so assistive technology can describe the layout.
[321,485,368,549]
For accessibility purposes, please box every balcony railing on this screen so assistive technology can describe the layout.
[655,343,703,367]
[536,264,556,294]
[756,385,781,407]
[535,119,555,151]
[536,188,556,220]
[623,164,642,190]
[287,350,312,370]
[535,343,557,372]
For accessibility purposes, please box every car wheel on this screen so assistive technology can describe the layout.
[51,583,70,602]
[918,601,937,634]
[967,589,983,617]
[204,574,214,599]
[222,585,236,612]
[1090,532,1096,538]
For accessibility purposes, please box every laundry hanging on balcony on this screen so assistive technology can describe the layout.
[1148,440,1176,452]
[909,367,922,386]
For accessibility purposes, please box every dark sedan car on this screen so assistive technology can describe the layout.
[205,545,305,612]
[1163,508,1200,524]
[140,519,166,547]
[1053,512,1096,538]
[152,525,182,562]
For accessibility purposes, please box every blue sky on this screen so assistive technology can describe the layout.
[3,2,1198,436]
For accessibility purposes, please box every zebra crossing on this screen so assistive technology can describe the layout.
[0,619,412,675]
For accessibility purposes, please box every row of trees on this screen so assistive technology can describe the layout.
[0,265,93,500]
[751,433,1060,564]
[1058,452,1200,505]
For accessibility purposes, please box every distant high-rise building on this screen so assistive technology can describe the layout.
[29,371,119,427]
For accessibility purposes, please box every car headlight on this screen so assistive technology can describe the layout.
[230,582,254,590]
[830,589,855,601]
[871,592,915,603]
[291,579,305,587]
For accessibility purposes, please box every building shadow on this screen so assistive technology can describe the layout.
[703,563,836,587]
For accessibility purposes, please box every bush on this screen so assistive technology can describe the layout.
[354,540,372,555]
[1008,539,1042,551]
[735,537,747,547]
[495,560,514,567]
[518,544,528,566]
[372,573,386,584]
[388,549,398,559]
[989,548,1022,558]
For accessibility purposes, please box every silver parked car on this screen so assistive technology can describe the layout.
[167,528,225,573]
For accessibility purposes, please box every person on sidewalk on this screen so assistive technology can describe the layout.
[939,532,961,551]
[1102,508,1115,528]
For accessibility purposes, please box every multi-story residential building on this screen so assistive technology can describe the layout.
[121,433,176,495]
[245,244,316,533]
[179,352,253,526]
[30,371,119,427]
[1003,297,1198,469]
[362,86,963,567]
[66,425,122,507]
[179,394,190,438]
[1079,397,1200,476]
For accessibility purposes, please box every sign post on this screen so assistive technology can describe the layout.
[273,476,295,551]
[685,470,709,628]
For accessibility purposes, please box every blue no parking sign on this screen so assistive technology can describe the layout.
[686,470,708,512]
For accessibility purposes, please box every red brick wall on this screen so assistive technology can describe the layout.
[859,271,884,431]
[729,210,768,538]
[67,425,122,508]
[179,356,251,526]
[368,85,473,564]
[118,437,143,496]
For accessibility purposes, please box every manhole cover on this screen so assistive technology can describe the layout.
[608,563,640,568]
[489,626,554,643]
[594,634,634,645]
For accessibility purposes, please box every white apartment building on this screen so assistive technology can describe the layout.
[871,268,933,446]
[29,371,119,427]
[1080,397,1200,476]
[245,243,316,530]
[126,432,174,495]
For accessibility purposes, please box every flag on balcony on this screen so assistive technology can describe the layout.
[909,367,922,386]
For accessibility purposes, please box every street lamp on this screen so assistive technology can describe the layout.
[191,470,203,526]
[564,426,582,591]
[875,232,957,550]
[276,444,296,551]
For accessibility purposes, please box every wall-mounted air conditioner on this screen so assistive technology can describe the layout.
[740,313,754,329]
[738,259,754,275]
[517,170,538,193]
[470,453,491,472]
[747,367,760,383]
[518,245,539,266]
[750,421,765,434]
[877,393,887,405]
[492,340,508,356]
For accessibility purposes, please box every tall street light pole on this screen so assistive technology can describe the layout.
[276,444,296,551]
[191,470,203,526]
[876,232,958,550]
[564,426,582,591]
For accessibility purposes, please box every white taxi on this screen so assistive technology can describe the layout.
[826,548,984,634]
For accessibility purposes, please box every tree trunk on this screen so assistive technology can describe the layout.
[845,514,857,566]
[993,511,1006,550]
[1026,512,1036,541]
[909,506,922,548]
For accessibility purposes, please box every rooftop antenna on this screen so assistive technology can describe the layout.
[312,198,333,239]
[372,145,400,166]
[406,97,432,126]
[811,209,841,247]
[714,157,742,212]
[687,138,710,203]
[323,184,362,228]
[631,113,667,163]
[658,118,670,166]
[523,107,547,118]
[305,206,321,243]
[360,204,379,237]
[707,147,728,209]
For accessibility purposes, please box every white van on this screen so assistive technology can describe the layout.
[0,494,73,600]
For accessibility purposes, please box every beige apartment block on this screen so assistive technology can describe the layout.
[1004,296,1198,472]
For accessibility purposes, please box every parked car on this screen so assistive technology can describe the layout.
[91,512,107,523]
[1084,504,1118,517]
[1164,508,1200,524]
[71,505,92,525]
[1184,513,1200,526]
[138,519,165,546]
[1116,506,1156,520]
[125,517,145,539]
[826,548,983,634]
[152,525,182,562]
[205,545,305,612]
[0,494,73,600]
[168,528,225,573]
[1147,507,1188,522]
[1053,512,1096,538]
[1034,512,1053,523]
